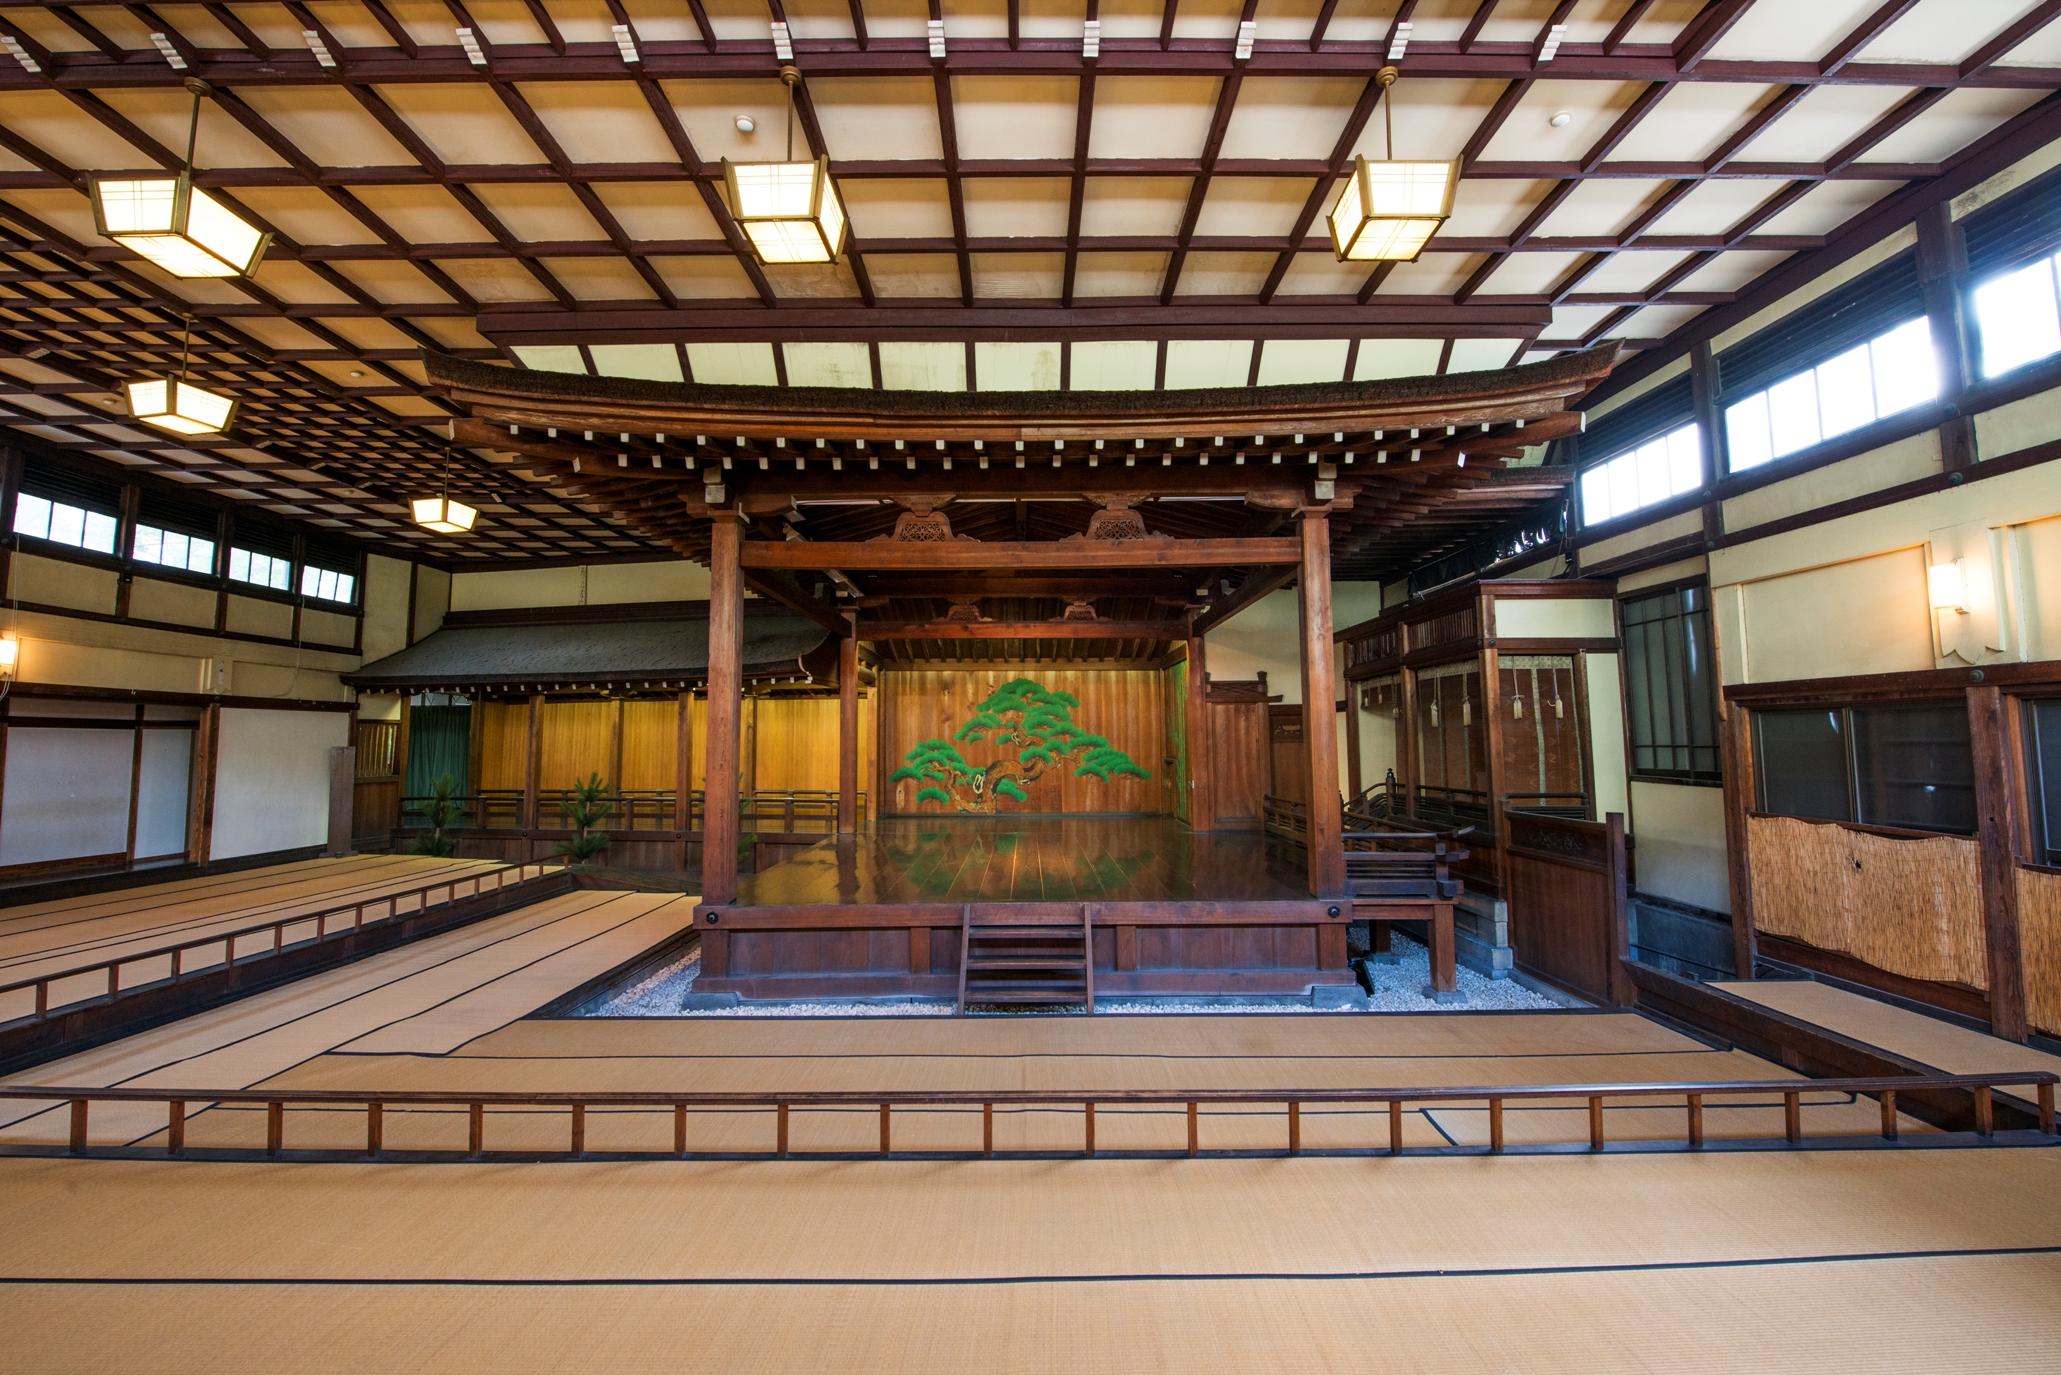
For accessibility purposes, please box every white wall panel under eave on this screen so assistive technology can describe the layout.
[0,727,135,868]
[1734,546,1933,682]
[1628,779,1730,914]
[1584,651,1630,828]
[209,708,349,861]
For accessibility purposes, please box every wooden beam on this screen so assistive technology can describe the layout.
[1298,512,1344,898]
[741,537,1302,571]
[1192,563,1299,635]
[739,568,847,635]
[856,574,1199,599]
[702,514,744,905]
[858,619,1186,639]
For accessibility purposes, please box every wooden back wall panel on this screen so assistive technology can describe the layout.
[882,669,1165,816]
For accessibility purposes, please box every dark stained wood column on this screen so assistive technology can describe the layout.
[1298,511,1344,897]
[837,623,859,834]
[521,693,543,834]
[702,515,745,905]
[673,687,694,869]
[1719,703,1759,980]
[1184,630,1214,832]
[1969,683,2028,1041]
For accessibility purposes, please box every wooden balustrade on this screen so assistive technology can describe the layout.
[0,861,566,1029]
[11,1071,2052,1162]
[396,790,869,838]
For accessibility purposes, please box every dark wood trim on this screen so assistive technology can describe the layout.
[1184,630,1214,832]
[122,703,143,863]
[702,514,744,905]
[521,693,543,832]
[837,628,858,835]
[0,594,358,655]
[187,703,220,865]
[1725,663,2061,707]
[3,682,354,713]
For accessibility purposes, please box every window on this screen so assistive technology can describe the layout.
[1753,702,1976,835]
[12,493,117,554]
[1973,251,2061,377]
[228,547,292,591]
[1724,318,1938,472]
[132,524,215,575]
[2026,698,2061,866]
[1621,585,1719,782]
[299,565,355,604]
[1580,422,1702,526]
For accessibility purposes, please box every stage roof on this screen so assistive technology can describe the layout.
[2,0,2058,573]
[344,612,832,692]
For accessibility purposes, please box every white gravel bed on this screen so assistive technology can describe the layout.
[590,931,1564,1017]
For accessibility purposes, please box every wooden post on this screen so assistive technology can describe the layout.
[1605,811,1636,1007]
[1297,511,1343,897]
[1719,703,1759,980]
[186,702,220,865]
[1343,669,1363,799]
[1968,684,2028,1041]
[1185,630,1214,832]
[326,745,355,857]
[874,665,892,816]
[703,515,745,905]
[674,688,694,870]
[838,624,859,834]
[521,693,544,835]
[1917,201,1978,470]
[1397,665,1419,818]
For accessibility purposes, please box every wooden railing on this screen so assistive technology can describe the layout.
[397,790,867,836]
[0,860,565,1029]
[1261,794,1310,845]
[8,1070,2052,1161]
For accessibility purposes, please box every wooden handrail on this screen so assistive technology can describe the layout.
[0,860,567,1024]
[10,1071,2053,1160]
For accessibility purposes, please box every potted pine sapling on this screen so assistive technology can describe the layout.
[411,772,467,857]
[556,772,614,865]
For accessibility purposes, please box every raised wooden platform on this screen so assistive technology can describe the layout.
[692,817,1355,1000]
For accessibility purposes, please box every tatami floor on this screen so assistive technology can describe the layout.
[2,863,2058,1370]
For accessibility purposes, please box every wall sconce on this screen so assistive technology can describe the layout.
[1928,560,1967,614]
[0,637,19,682]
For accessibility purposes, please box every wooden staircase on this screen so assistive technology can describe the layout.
[956,904,1095,1014]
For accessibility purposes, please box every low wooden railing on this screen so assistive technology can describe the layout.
[0,860,566,1029]
[398,790,867,836]
[6,1071,2051,1160]
[1261,794,1310,845]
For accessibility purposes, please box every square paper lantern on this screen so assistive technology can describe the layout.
[723,156,848,265]
[412,495,479,534]
[90,172,271,278]
[127,376,237,435]
[1327,156,1459,263]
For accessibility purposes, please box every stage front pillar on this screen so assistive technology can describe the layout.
[837,623,859,834]
[1298,510,1344,898]
[1185,630,1214,831]
[673,687,694,870]
[703,515,745,905]
[521,693,543,833]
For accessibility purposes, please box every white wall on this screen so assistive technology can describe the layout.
[1628,780,1730,913]
[209,708,349,861]
[450,559,710,612]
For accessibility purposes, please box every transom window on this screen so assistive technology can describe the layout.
[229,547,292,591]
[132,524,215,575]
[1579,422,1701,527]
[1973,250,2061,377]
[1724,317,1937,473]
[12,493,117,554]
[300,566,355,604]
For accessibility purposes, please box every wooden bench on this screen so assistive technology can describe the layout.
[1342,831,1470,996]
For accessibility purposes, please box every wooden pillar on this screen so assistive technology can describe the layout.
[1344,673,1363,800]
[1297,511,1344,898]
[702,515,745,905]
[837,626,859,833]
[1397,663,1419,815]
[874,666,892,817]
[1719,704,1759,980]
[608,698,625,796]
[674,688,694,869]
[187,702,220,865]
[1969,684,2028,1041]
[521,693,543,834]
[1185,630,1214,832]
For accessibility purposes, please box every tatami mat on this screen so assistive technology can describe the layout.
[1717,981,2061,1087]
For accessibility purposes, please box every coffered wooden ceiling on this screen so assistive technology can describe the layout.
[0,0,2058,569]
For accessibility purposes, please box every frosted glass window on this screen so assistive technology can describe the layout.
[133,523,215,574]
[13,494,117,553]
[1578,422,1703,526]
[1724,317,1938,473]
[229,547,292,591]
[1973,255,2061,377]
[300,566,355,604]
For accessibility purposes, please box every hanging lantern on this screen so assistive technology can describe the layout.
[127,375,237,435]
[128,315,236,436]
[723,66,848,265]
[413,446,479,534]
[1327,67,1458,264]
[89,80,271,279]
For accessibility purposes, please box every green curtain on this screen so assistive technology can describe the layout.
[405,704,471,797]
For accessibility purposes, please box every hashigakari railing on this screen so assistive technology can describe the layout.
[0,860,566,1029]
[7,1071,2052,1161]
[397,790,867,835]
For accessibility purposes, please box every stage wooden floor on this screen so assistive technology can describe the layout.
[739,816,1308,907]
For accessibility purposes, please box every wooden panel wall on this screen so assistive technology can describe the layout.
[881,669,1164,815]
[756,695,869,793]
[1499,657,1585,799]
[1209,701,1269,825]
[539,701,614,791]
[1747,814,1988,989]
[621,700,679,792]
[475,700,529,791]
[1504,809,1634,1005]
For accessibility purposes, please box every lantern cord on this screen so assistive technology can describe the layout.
[781,65,802,162]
